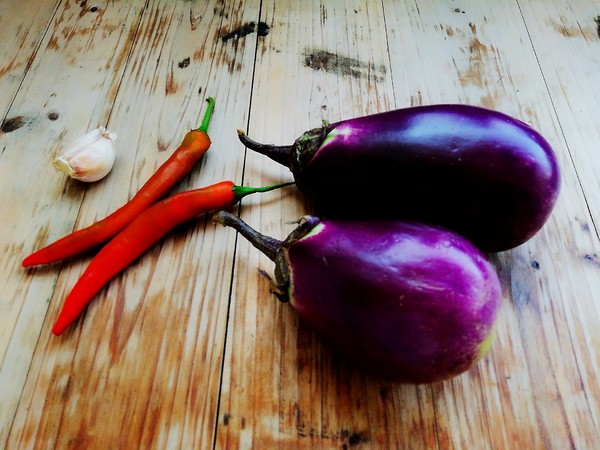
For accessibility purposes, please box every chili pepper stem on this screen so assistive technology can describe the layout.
[197,97,215,132]
[231,181,295,203]
[237,130,292,167]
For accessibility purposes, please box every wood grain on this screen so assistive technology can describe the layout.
[1,0,599,449]
[1,0,147,444]
[2,0,267,448]
[217,0,600,449]
[382,1,600,448]
[216,1,399,449]
[0,0,59,115]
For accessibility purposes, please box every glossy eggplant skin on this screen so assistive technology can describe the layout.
[242,105,561,252]
[284,219,502,383]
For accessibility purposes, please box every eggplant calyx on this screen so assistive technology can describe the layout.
[291,121,333,172]
[237,130,292,168]
[281,215,320,245]
[258,268,289,303]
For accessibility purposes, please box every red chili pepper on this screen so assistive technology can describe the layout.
[51,180,292,335]
[22,97,216,268]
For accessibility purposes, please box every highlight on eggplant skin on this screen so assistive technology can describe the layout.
[238,104,561,252]
[213,211,502,384]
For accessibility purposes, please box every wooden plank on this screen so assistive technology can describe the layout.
[215,1,399,449]
[1,0,598,448]
[0,0,59,115]
[3,0,270,448]
[515,1,600,446]
[0,1,147,446]
[216,0,600,449]
[518,0,600,236]
[385,3,600,449]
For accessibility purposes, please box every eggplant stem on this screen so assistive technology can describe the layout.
[237,130,292,167]
[212,211,282,262]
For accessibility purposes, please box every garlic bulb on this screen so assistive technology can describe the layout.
[53,126,116,182]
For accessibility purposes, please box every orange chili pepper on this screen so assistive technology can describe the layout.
[23,97,216,267]
[51,180,292,335]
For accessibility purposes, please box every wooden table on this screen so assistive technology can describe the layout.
[1,1,599,448]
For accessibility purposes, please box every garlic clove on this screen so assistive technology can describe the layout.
[53,126,116,182]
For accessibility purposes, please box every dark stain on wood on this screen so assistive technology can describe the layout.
[549,16,600,40]
[178,57,190,68]
[1,116,26,133]
[47,35,60,51]
[448,21,497,90]
[410,90,423,106]
[189,10,202,31]
[492,252,538,313]
[509,265,538,310]
[157,137,170,152]
[296,424,371,446]
[468,37,487,54]
[257,21,270,37]
[578,219,591,232]
[214,20,271,74]
[584,254,600,267]
[221,21,270,42]
[302,49,386,81]
[531,260,541,270]
[47,111,60,121]
[27,222,52,253]
[349,431,368,446]
[0,59,19,78]
[213,5,227,18]
[341,429,370,448]
[552,19,574,38]
[78,0,100,18]
[221,22,256,42]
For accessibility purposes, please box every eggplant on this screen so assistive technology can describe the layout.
[238,104,560,252]
[213,211,502,384]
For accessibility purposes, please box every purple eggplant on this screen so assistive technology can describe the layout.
[238,104,560,252]
[213,211,502,384]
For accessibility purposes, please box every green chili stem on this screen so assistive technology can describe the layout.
[231,182,295,203]
[197,97,215,132]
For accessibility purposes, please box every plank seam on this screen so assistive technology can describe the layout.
[211,1,266,447]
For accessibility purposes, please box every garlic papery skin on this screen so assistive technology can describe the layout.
[52,126,116,182]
